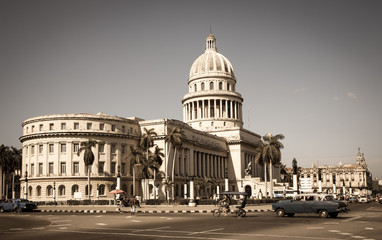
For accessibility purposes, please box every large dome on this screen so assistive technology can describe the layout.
[189,34,235,80]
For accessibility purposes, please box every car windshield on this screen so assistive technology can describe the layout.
[323,195,334,201]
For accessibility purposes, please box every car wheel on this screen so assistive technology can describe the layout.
[329,213,338,218]
[276,208,285,217]
[213,209,221,217]
[319,210,328,218]
[237,209,245,218]
[287,213,295,217]
[0,207,4,213]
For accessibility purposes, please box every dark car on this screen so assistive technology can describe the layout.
[0,198,38,212]
[272,193,348,218]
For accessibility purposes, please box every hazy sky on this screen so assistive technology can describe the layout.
[1,0,381,178]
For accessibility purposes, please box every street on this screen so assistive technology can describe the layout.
[0,203,381,240]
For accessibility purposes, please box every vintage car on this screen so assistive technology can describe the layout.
[0,198,38,212]
[272,193,348,218]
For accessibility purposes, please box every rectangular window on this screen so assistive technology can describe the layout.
[49,162,54,174]
[60,162,66,174]
[31,163,34,176]
[99,143,105,153]
[49,144,54,153]
[39,124,43,131]
[73,143,79,153]
[111,144,116,154]
[99,123,104,130]
[31,125,35,132]
[122,126,125,133]
[85,165,92,174]
[39,145,43,154]
[111,162,116,174]
[111,125,115,131]
[39,163,43,175]
[73,162,79,174]
[121,163,126,175]
[121,145,126,155]
[60,143,66,153]
[31,145,35,155]
[61,123,66,130]
[98,162,105,174]
[74,122,79,130]
[49,123,54,130]
[87,122,92,130]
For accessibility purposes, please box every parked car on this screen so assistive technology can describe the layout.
[358,196,369,203]
[272,193,348,218]
[0,198,38,212]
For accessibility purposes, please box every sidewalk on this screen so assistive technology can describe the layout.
[37,203,273,214]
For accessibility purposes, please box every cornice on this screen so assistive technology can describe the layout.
[19,131,139,143]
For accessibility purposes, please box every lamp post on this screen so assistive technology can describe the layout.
[224,168,228,192]
[24,171,28,200]
[96,183,99,201]
[189,176,195,207]
[116,165,121,203]
[183,177,188,200]
[281,173,285,198]
[53,181,56,202]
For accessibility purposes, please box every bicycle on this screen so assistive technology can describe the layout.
[213,204,230,217]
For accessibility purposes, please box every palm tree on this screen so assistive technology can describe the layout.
[150,146,164,199]
[195,177,213,199]
[163,179,174,204]
[128,145,143,196]
[165,127,185,201]
[9,147,22,199]
[254,140,267,198]
[77,139,97,200]
[0,145,10,199]
[262,133,285,199]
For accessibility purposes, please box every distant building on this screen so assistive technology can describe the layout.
[20,33,280,202]
[297,148,372,196]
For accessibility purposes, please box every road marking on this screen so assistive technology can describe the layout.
[324,222,339,225]
[96,223,107,226]
[95,215,103,218]
[351,236,366,239]
[188,228,224,235]
[339,233,352,235]
[365,227,374,230]
[328,230,341,233]
[131,220,141,222]
[32,227,45,230]
[59,227,68,230]
[306,227,324,230]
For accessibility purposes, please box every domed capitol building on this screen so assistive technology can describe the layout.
[19,33,370,202]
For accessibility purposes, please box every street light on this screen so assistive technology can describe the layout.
[24,171,28,200]
[116,165,121,204]
[53,181,56,202]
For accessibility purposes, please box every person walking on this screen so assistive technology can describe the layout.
[129,196,137,216]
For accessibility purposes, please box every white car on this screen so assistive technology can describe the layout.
[358,196,369,203]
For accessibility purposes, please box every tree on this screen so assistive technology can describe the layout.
[128,145,143,196]
[165,127,185,201]
[150,146,164,199]
[262,133,285,199]
[0,144,10,199]
[9,147,22,199]
[77,139,96,200]
[163,179,174,203]
[195,177,213,199]
[254,140,267,198]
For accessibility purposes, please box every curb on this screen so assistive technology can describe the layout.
[39,209,272,214]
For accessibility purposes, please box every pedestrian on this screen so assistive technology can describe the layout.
[129,196,137,216]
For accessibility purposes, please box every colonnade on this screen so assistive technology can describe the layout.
[194,151,226,179]
[183,99,242,121]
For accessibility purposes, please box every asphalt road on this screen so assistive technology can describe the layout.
[0,202,381,240]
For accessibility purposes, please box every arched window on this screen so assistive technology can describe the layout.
[59,185,65,196]
[47,185,53,196]
[194,84,197,92]
[85,185,92,196]
[99,184,105,195]
[28,186,33,197]
[72,185,79,195]
[210,82,214,90]
[201,82,205,90]
[219,82,223,90]
[36,186,41,197]
[110,184,116,191]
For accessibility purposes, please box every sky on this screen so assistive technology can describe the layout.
[1,0,381,178]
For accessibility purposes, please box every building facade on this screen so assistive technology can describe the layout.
[298,148,372,196]
[20,33,280,202]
